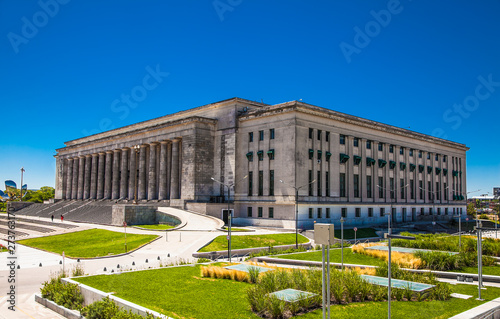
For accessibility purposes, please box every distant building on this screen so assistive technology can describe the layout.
[494,187,500,199]
[55,98,469,229]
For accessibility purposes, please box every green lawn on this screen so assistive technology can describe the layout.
[335,228,378,240]
[222,226,253,232]
[276,248,384,266]
[74,265,258,319]
[18,229,158,258]
[198,233,309,252]
[74,264,500,319]
[455,266,500,276]
[135,224,175,230]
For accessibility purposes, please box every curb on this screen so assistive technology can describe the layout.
[35,294,82,319]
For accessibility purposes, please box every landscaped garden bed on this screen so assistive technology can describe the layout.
[198,233,309,252]
[18,229,158,258]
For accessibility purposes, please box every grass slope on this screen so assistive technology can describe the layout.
[135,224,175,230]
[18,229,157,258]
[198,233,308,252]
[74,264,500,319]
[75,265,258,319]
[276,249,384,266]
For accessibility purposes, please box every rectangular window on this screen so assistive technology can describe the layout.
[419,151,422,158]
[445,208,448,215]
[435,154,439,161]
[410,179,414,200]
[270,129,275,140]
[340,173,346,197]
[341,208,347,218]
[427,153,431,160]
[380,207,385,217]
[437,207,441,215]
[366,140,371,149]
[269,170,274,196]
[247,207,252,217]
[355,208,361,218]
[317,130,322,140]
[400,147,404,155]
[421,207,425,215]
[443,155,447,162]
[428,181,432,200]
[269,207,274,218]
[367,175,372,198]
[400,179,405,199]
[340,134,345,145]
[436,182,440,200]
[325,172,330,197]
[248,171,253,196]
[390,178,394,199]
[259,130,264,141]
[419,180,423,199]
[308,208,313,219]
[317,208,322,218]
[326,208,330,218]
[258,207,263,217]
[258,171,263,196]
[444,183,447,200]
[409,149,413,157]
[353,174,360,198]
[378,177,384,198]
[353,137,359,147]
[368,208,373,217]
[378,143,383,152]
[429,207,433,215]
[326,132,330,142]
[389,145,394,153]
[309,170,313,196]
[309,128,313,139]
[249,132,253,142]
[317,171,322,197]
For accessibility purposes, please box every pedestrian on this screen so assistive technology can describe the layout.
[61,214,64,222]
[51,215,54,222]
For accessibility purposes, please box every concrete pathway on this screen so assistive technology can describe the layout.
[0,208,281,318]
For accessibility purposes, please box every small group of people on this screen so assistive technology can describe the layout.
[51,214,64,222]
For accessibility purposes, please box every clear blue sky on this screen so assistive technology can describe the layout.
[0,0,498,195]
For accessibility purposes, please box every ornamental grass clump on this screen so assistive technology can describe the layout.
[351,243,423,269]
[200,265,249,282]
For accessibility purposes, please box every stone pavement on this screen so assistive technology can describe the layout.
[0,208,279,319]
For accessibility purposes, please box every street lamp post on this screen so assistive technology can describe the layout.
[280,179,316,249]
[20,167,25,200]
[211,175,248,262]
[133,145,140,204]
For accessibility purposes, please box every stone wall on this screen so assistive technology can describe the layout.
[6,201,34,212]
[111,205,181,226]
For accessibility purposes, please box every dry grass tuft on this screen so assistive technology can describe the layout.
[351,243,423,269]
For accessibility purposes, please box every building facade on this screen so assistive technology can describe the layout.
[55,98,468,229]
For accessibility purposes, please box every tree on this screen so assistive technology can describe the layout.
[467,202,475,216]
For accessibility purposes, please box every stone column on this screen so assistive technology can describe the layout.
[129,147,138,200]
[77,156,85,200]
[158,141,169,200]
[65,158,73,199]
[83,155,92,199]
[112,149,121,199]
[148,143,158,200]
[138,145,147,200]
[55,156,64,199]
[120,148,129,199]
[97,153,105,199]
[90,154,98,199]
[170,139,180,199]
[71,157,79,199]
[104,151,113,199]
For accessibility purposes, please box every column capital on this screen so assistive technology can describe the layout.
[113,149,121,153]
[160,140,170,145]
[91,153,98,158]
[171,138,181,143]
[106,150,113,154]
[98,152,106,156]
[121,147,130,151]
[85,154,92,158]
[149,141,160,146]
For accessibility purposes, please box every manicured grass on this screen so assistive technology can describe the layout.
[276,248,384,266]
[198,233,309,252]
[222,226,253,232]
[456,266,500,276]
[300,284,500,318]
[18,229,158,258]
[74,263,500,319]
[135,224,175,230]
[74,264,258,319]
[335,228,378,240]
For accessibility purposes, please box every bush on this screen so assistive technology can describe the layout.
[81,297,155,319]
[414,251,496,271]
[40,275,84,311]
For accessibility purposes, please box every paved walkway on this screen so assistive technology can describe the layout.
[0,208,280,318]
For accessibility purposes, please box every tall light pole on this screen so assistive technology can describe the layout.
[20,167,25,201]
[280,179,316,249]
[211,175,248,262]
[133,145,140,204]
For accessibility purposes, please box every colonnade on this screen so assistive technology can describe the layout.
[61,139,182,201]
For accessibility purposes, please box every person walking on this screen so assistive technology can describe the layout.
[51,215,54,222]
[60,214,64,222]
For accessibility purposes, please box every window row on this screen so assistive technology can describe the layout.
[247,206,274,218]
[308,206,463,219]
[249,129,275,142]
[246,149,275,161]
[248,170,274,196]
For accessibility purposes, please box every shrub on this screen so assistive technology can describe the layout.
[196,258,211,263]
[40,275,84,311]
[81,297,155,319]
[248,266,261,283]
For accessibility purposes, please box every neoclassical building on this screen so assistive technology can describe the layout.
[55,98,468,228]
